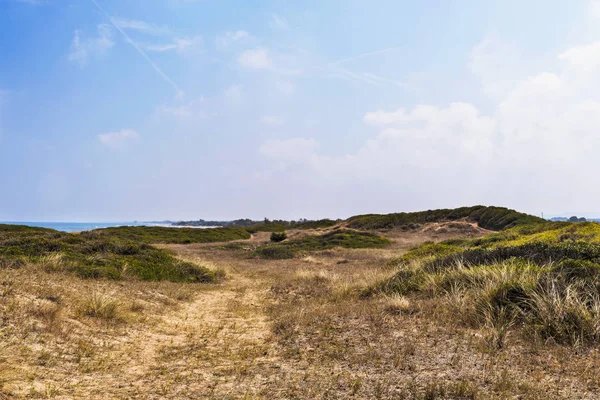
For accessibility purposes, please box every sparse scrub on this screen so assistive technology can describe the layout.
[254,230,391,259]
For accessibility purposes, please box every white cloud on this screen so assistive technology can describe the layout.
[260,138,317,167]
[270,14,290,31]
[68,24,114,67]
[260,115,285,126]
[274,80,296,95]
[143,35,203,55]
[110,17,174,37]
[238,47,272,69]
[90,0,184,98]
[110,17,201,56]
[158,97,207,119]
[468,35,524,98]
[215,30,249,49]
[589,0,600,18]
[258,36,600,212]
[558,41,600,72]
[224,84,243,102]
[97,129,140,149]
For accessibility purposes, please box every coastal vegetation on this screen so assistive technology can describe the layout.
[270,231,287,242]
[3,207,600,398]
[0,224,217,282]
[87,225,251,244]
[347,205,546,231]
[254,230,391,259]
[173,217,340,230]
[372,222,600,347]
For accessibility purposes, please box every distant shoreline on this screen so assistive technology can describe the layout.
[0,221,222,233]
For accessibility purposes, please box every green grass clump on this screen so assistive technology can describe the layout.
[393,222,600,273]
[378,259,600,346]
[86,226,251,244]
[374,221,600,347]
[347,205,546,231]
[388,242,463,266]
[253,246,296,260]
[254,230,391,259]
[0,224,216,283]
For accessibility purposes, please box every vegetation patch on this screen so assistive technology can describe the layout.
[347,205,546,231]
[294,219,339,230]
[376,221,600,347]
[0,224,217,282]
[270,232,287,242]
[86,226,251,244]
[254,230,391,259]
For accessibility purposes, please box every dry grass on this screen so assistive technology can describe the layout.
[1,227,599,398]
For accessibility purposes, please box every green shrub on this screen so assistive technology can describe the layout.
[253,246,295,260]
[270,232,287,242]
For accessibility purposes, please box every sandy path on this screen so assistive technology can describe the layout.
[111,272,274,399]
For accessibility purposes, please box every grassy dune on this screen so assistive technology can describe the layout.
[376,222,600,347]
[253,229,391,259]
[347,205,546,231]
[0,224,218,282]
[3,209,600,398]
[88,225,251,244]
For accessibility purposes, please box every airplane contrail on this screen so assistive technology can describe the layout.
[90,0,184,99]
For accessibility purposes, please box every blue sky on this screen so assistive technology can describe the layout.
[1,0,599,221]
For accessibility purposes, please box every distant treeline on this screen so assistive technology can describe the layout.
[172,218,340,230]
[174,206,545,232]
[550,216,599,223]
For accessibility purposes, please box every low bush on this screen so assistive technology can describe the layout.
[253,246,295,260]
[270,232,287,242]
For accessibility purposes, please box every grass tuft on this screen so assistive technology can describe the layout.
[76,293,122,321]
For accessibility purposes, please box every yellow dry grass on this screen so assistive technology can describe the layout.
[0,227,598,399]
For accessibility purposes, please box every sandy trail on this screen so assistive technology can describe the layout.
[111,271,274,399]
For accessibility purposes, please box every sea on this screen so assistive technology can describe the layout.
[0,221,170,233]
